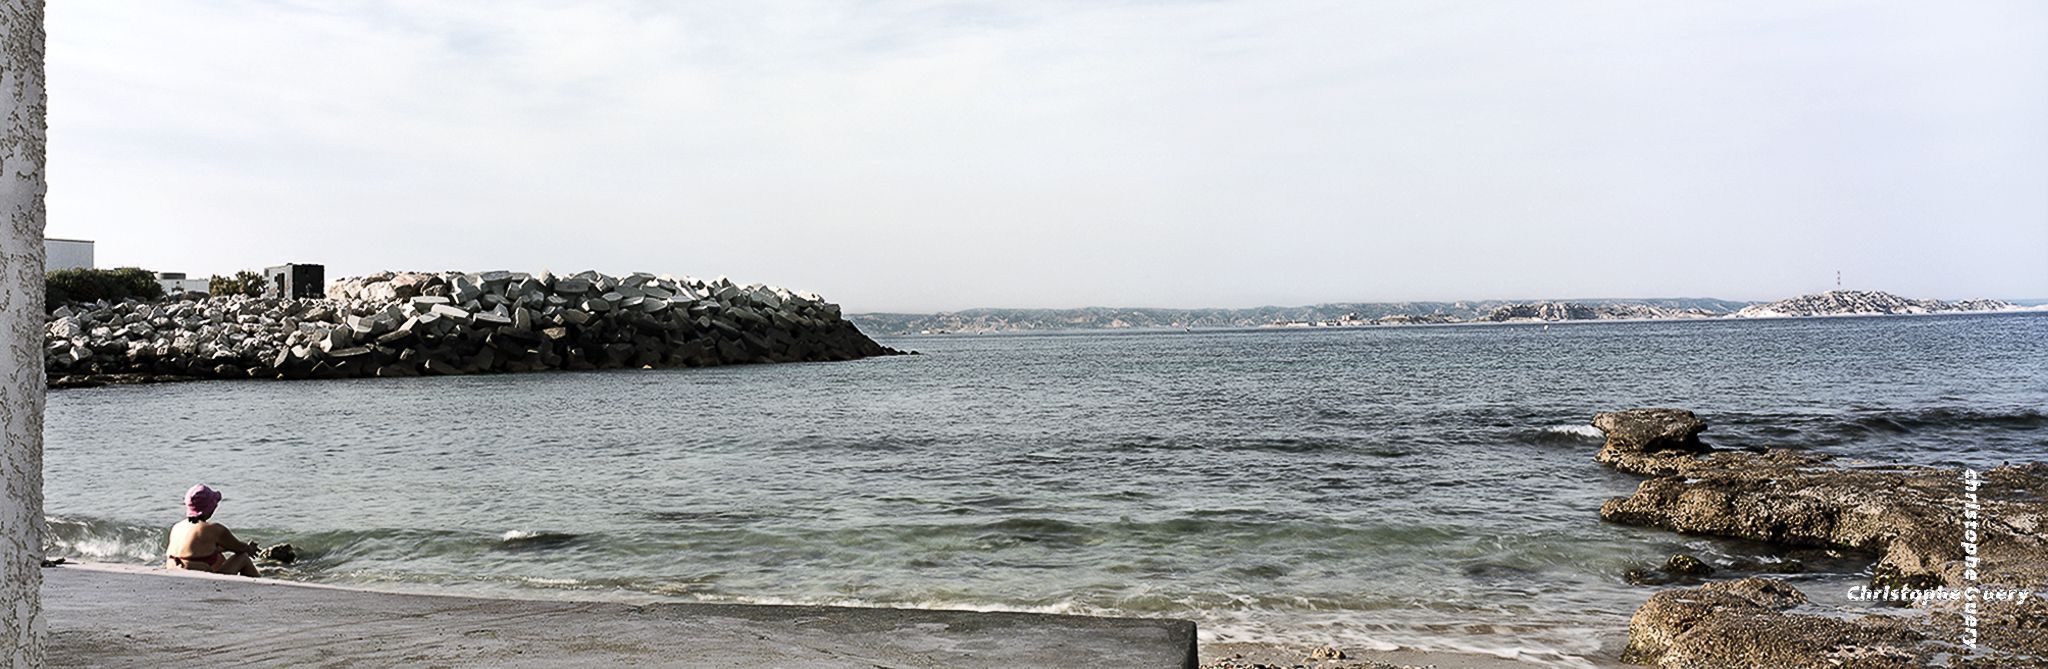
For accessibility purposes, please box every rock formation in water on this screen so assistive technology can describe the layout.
[1621,577,1936,667]
[1589,408,1712,475]
[1591,408,2048,667]
[44,270,901,386]
[1733,290,2020,318]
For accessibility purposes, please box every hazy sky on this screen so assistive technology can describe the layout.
[46,1,2048,312]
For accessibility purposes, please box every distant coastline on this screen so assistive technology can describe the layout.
[851,290,2034,336]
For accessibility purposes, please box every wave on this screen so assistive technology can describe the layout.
[44,515,165,563]
[1104,436,1410,456]
[1836,407,2048,433]
[1708,407,2048,456]
[497,530,584,550]
[1520,424,1605,445]
[42,514,596,570]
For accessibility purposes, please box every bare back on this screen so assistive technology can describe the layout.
[164,520,257,576]
[165,520,224,564]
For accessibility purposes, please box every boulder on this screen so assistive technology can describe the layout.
[388,273,431,299]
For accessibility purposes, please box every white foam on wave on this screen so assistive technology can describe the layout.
[63,537,157,562]
[501,530,541,541]
[661,590,1604,668]
[43,515,166,563]
[1194,609,1607,669]
[1541,424,1605,439]
[518,576,582,586]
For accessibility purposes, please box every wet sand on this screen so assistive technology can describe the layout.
[1200,641,1606,669]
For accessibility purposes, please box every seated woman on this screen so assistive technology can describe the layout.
[164,484,260,577]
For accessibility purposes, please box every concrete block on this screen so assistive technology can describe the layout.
[430,304,473,321]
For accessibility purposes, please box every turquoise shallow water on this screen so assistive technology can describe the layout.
[43,312,2048,666]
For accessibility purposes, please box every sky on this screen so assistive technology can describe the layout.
[44,1,2048,312]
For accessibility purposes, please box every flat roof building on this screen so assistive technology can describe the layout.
[156,272,209,296]
[45,238,93,271]
[264,263,325,299]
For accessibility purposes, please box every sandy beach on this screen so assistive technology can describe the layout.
[45,562,1603,668]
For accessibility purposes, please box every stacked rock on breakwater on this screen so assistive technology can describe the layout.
[45,270,903,386]
[1590,408,2048,667]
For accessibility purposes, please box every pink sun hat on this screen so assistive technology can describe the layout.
[184,484,222,517]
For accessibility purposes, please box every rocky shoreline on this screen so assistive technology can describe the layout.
[43,270,903,387]
[1592,408,2047,668]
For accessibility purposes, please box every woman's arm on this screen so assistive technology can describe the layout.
[214,526,258,554]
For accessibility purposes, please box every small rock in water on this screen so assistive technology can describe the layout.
[1307,645,1346,660]
[1726,556,1805,574]
[1662,554,1712,576]
[258,543,298,564]
[1623,554,1713,585]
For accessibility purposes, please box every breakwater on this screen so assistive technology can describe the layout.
[44,270,900,386]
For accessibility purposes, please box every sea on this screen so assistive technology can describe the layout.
[43,312,2048,667]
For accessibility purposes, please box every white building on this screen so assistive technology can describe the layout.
[44,237,93,270]
[155,272,210,295]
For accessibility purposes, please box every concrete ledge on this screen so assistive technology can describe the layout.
[45,564,1197,668]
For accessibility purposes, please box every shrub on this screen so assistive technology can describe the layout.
[209,270,266,298]
[45,267,165,309]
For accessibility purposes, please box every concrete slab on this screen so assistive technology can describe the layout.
[45,564,1197,668]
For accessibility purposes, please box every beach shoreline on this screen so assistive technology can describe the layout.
[1198,641,1596,669]
[47,562,1607,668]
[46,562,1197,668]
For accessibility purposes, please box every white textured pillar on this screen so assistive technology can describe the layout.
[0,0,45,665]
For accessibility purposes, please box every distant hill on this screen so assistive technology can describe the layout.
[1732,291,2020,318]
[1472,302,1722,322]
[849,298,1752,335]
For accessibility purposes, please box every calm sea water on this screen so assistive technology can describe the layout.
[43,313,2048,666]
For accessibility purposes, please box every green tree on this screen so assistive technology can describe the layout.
[45,267,166,309]
[209,270,267,298]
